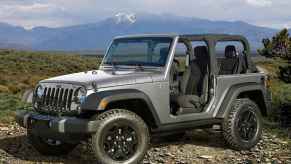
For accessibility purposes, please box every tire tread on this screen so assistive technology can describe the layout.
[222,98,262,150]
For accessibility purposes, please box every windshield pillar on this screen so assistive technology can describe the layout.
[164,36,179,80]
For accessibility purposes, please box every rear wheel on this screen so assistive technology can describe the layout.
[222,98,263,150]
[90,109,150,164]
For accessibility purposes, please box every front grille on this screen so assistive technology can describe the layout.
[35,84,80,114]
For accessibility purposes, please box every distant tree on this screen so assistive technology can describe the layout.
[258,28,291,59]
[258,38,273,57]
[288,37,291,61]
[272,28,289,58]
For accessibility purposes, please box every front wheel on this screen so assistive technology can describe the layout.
[91,109,150,164]
[222,98,263,150]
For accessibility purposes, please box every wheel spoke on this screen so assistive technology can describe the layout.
[244,127,248,139]
[237,110,258,141]
[245,111,253,122]
[247,127,254,139]
[102,124,138,161]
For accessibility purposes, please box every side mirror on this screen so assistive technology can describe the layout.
[185,54,190,67]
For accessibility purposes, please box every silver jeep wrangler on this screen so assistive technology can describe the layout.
[16,34,272,164]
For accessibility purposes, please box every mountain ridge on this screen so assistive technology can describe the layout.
[0,13,280,51]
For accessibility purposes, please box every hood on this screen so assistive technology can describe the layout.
[40,69,155,89]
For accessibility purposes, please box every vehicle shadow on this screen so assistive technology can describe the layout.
[151,129,227,149]
[0,134,97,163]
[0,129,226,163]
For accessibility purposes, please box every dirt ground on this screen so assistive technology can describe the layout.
[0,123,290,164]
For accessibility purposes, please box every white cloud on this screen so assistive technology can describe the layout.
[245,0,272,7]
[0,2,69,28]
[4,2,66,17]
[16,3,65,13]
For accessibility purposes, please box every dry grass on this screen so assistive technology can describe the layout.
[0,50,102,123]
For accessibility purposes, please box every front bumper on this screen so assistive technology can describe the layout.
[16,110,98,137]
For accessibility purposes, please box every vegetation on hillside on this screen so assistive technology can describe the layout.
[0,50,102,123]
[0,50,101,94]
[0,93,30,123]
[256,59,291,113]
[257,29,291,121]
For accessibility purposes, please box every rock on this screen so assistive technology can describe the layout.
[156,158,165,163]
[272,159,282,164]
[265,158,271,163]
[165,152,174,157]
[278,141,288,145]
[244,159,256,164]
[153,148,160,152]
[199,155,213,159]
[0,127,9,131]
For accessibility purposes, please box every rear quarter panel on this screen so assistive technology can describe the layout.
[213,73,268,118]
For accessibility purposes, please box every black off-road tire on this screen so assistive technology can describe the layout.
[90,109,150,164]
[27,130,77,156]
[222,98,263,150]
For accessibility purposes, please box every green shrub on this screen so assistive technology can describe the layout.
[0,93,30,123]
[256,58,291,120]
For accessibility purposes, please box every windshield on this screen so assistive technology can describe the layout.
[102,37,173,67]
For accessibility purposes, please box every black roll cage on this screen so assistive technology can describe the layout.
[178,34,251,75]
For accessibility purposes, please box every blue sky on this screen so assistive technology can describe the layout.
[0,0,290,29]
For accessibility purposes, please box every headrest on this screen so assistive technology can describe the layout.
[194,46,208,60]
[225,45,237,58]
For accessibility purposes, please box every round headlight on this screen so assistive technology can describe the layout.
[75,87,87,104]
[36,85,44,98]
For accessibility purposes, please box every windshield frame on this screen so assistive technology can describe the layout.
[100,36,175,69]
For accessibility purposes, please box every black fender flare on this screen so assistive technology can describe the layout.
[215,83,268,118]
[81,89,161,125]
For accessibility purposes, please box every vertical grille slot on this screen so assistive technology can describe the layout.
[63,89,69,110]
[42,87,47,106]
[54,88,60,107]
[67,89,73,110]
[50,88,55,107]
[58,88,64,111]
[37,85,78,114]
[46,88,51,106]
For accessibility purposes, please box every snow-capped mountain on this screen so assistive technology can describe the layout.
[0,13,278,51]
[114,12,137,24]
